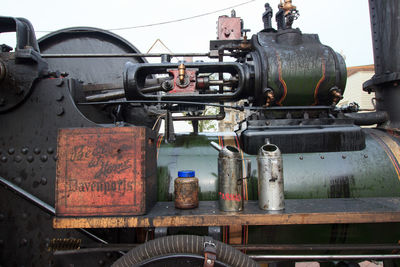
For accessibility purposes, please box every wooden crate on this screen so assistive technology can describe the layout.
[56,127,156,217]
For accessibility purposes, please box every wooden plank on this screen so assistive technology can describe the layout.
[53,198,400,229]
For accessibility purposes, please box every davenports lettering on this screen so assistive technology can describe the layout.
[68,178,134,195]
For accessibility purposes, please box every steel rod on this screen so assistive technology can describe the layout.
[40,53,233,58]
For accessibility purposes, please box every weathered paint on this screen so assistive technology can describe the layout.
[56,127,157,216]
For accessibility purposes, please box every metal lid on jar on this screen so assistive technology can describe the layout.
[178,170,195,178]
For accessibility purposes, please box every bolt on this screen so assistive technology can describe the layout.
[21,147,28,154]
[0,156,7,163]
[27,155,34,163]
[40,177,47,185]
[40,155,48,162]
[34,148,41,154]
[56,106,64,116]
[14,155,22,163]
[47,147,54,154]
[8,148,15,155]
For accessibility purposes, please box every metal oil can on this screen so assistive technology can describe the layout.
[211,142,243,212]
[257,143,285,211]
[174,170,199,209]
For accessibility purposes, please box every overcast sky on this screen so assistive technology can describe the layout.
[1,0,373,67]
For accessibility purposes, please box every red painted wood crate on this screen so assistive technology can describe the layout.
[56,127,157,217]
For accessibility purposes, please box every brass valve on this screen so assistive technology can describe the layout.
[178,63,186,84]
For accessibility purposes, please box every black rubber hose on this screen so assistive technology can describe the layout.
[111,235,258,267]
[344,111,389,126]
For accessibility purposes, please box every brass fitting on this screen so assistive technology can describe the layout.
[331,88,343,105]
[281,0,296,15]
[178,63,186,84]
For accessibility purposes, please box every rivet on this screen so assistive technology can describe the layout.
[14,177,22,185]
[364,154,368,158]
[56,106,64,116]
[320,155,324,159]
[55,92,64,101]
[34,148,41,154]
[40,155,48,162]
[0,156,7,163]
[98,260,105,266]
[14,155,22,163]
[0,239,3,246]
[342,155,346,159]
[53,155,58,161]
[32,181,40,188]
[8,148,15,155]
[47,147,54,154]
[20,238,28,246]
[106,252,112,258]
[299,156,303,160]
[22,213,28,219]
[40,177,47,185]
[0,213,5,221]
[27,155,34,163]
[0,98,5,106]
[21,147,29,154]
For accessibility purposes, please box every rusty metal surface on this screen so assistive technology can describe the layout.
[54,197,400,228]
[217,16,242,40]
[174,176,199,209]
[56,127,156,216]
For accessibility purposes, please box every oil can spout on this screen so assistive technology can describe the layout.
[210,141,222,152]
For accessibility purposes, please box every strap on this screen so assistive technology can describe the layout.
[203,236,217,267]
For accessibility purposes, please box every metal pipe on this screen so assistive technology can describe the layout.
[86,89,125,102]
[250,254,400,260]
[232,243,400,251]
[344,111,389,126]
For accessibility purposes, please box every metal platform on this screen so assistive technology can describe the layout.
[53,197,400,228]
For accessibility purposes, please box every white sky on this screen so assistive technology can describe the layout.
[1,0,373,67]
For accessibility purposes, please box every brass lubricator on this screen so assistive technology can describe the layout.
[47,238,81,251]
[178,63,186,84]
